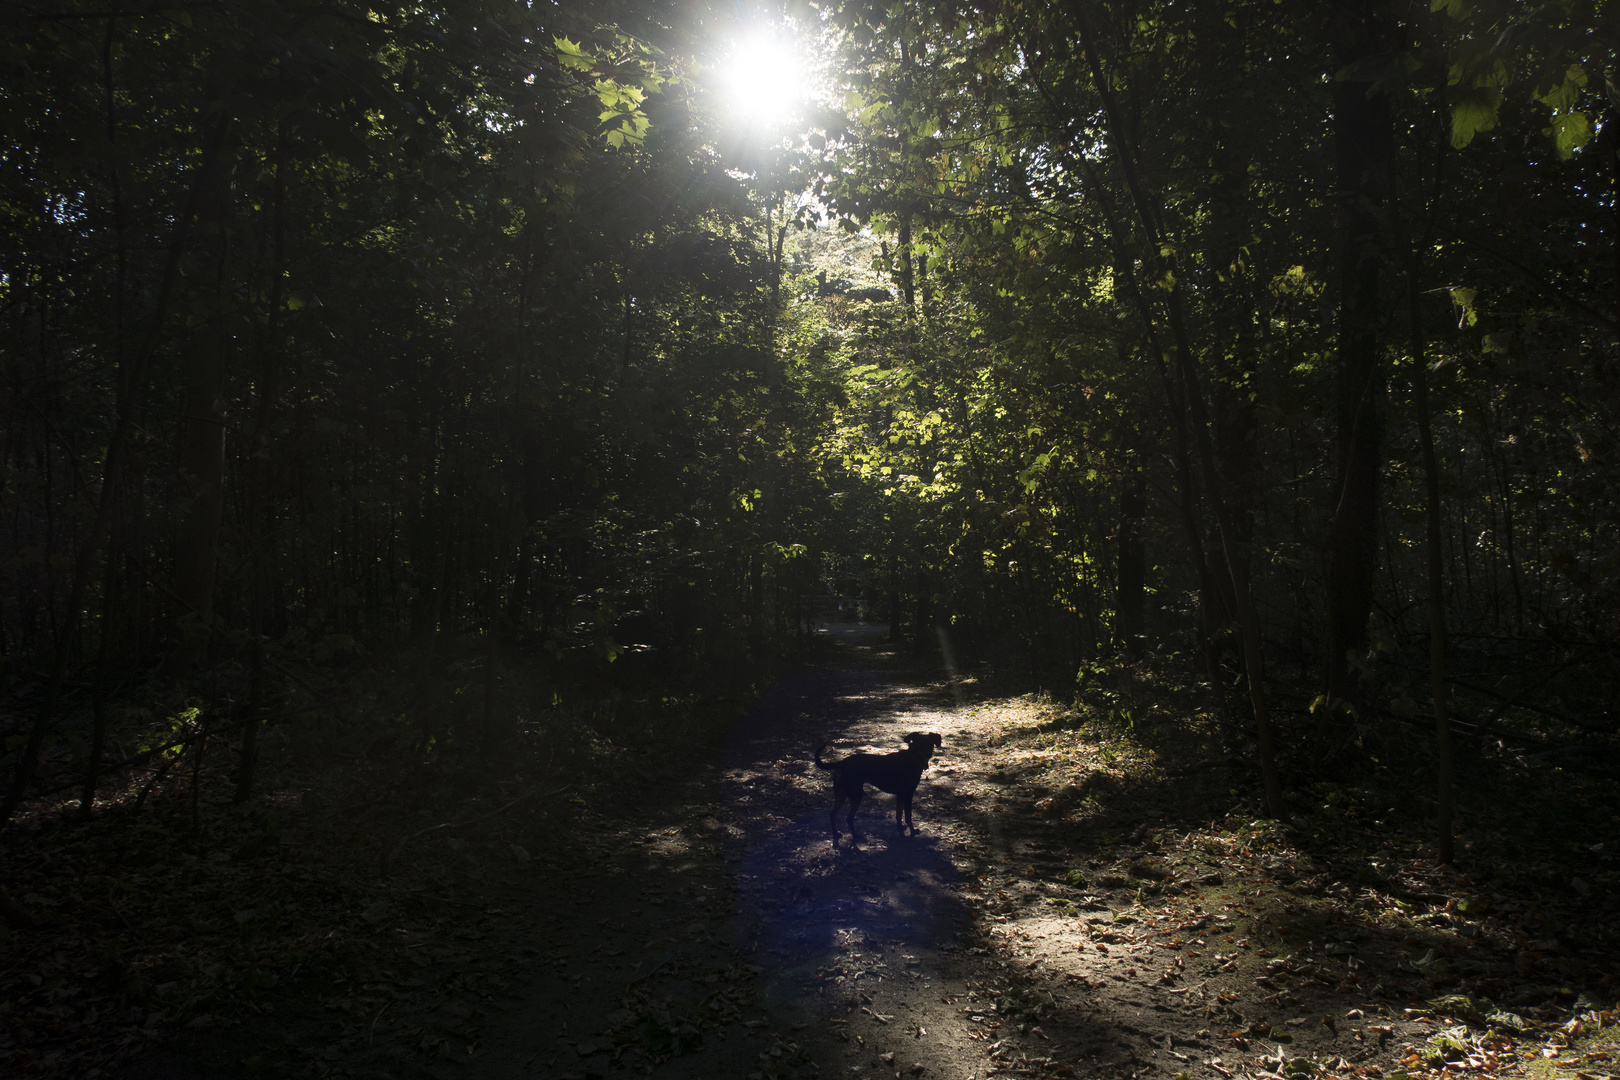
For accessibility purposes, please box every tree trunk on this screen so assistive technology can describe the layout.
[79,527,121,818]
[173,143,235,659]
[1492,430,1525,635]
[173,352,227,629]
[81,21,128,817]
[1412,325,1453,865]
[912,561,929,655]
[1394,58,1454,863]
[1117,463,1146,658]
[888,547,902,642]
[237,136,288,804]
[480,614,501,757]
[1322,0,1394,760]
[1399,223,1453,863]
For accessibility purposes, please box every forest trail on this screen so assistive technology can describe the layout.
[462,624,994,1079]
[391,629,1444,1080]
[113,628,1610,1080]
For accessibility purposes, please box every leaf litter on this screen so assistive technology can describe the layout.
[2,640,1617,1079]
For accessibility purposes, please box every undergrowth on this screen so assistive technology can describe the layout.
[0,638,777,1078]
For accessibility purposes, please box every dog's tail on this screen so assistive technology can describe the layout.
[813,745,833,771]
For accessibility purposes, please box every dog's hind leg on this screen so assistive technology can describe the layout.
[847,787,863,840]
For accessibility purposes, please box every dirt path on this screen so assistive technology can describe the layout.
[396,628,1427,1080]
[466,628,978,1080]
[120,627,1600,1080]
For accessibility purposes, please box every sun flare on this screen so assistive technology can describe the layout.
[718,31,811,129]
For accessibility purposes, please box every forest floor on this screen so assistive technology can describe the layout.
[3,627,1618,1080]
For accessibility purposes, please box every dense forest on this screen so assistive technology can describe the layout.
[5,0,1615,835]
[4,0,1620,1076]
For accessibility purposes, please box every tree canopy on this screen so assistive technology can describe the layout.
[2,0,1617,847]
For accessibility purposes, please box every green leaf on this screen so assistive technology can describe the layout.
[1546,112,1592,159]
[555,37,595,72]
[1534,64,1587,111]
[1449,286,1478,327]
[1449,86,1501,148]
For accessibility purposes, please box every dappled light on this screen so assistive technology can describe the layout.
[1,0,1616,1077]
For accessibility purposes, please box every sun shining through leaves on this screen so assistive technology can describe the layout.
[716,30,813,134]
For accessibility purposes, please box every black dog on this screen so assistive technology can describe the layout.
[813,732,943,842]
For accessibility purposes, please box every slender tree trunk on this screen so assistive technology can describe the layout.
[888,548,902,642]
[1117,461,1146,658]
[912,560,928,655]
[1322,0,1394,760]
[80,14,129,819]
[1412,327,1453,865]
[897,29,918,318]
[1399,225,1453,864]
[507,246,538,631]
[1475,407,1503,630]
[174,139,236,659]
[1394,44,1454,863]
[1456,462,1474,611]
[174,325,227,623]
[750,551,765,644]
[80,528,121,818]
[897,214,916,311]
[480,609,500,757]
[237,134,288,803]
[1494,434,1525,635]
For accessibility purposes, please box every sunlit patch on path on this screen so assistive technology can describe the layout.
[222,633,1617,1080]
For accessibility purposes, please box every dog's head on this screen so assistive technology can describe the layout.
[903,731,943,758]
